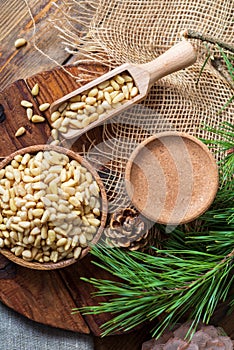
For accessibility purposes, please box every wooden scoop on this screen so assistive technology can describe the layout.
[51,41,197,139]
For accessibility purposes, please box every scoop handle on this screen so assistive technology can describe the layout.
[139,41,197,86]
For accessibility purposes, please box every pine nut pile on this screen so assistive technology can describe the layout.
[0,150,101,263]
[51,72,139,139]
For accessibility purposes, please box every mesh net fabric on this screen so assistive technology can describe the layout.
[55,0,233,212]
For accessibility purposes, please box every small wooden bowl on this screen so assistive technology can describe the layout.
[125,131,219,225]
[0,145,108,270]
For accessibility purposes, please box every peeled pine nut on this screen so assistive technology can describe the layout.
[85,97,96,105]
[15,127,26,137]
[115,74,125,84]
[110,79,120,91]
[22,250,32,259]
[74,246,82,259]
[26,108,33,120]
[50,71,139,138]
[31,83,39,96]
[51,111,60,122]
[21,100,33,108]
[130,86,139,97]
[122,74,133,82]
[31,115,45,123]
[112,92,125,104]
[88,88,98,97]
[98,81,109,89]
[0,150,101,264]
[104,91,112,105]
[15,38,27,48]
[39,103,50,112]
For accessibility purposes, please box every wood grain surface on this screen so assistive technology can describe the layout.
[0,1,233,349]
[0,254,90,334]
[0,64,113,335]
[0,79,51,156]
[0,63,233,346]
[0,62,156,350]
[0,0,72,91]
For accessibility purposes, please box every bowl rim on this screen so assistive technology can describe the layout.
[0,144,108,270]
[125,131,219,225]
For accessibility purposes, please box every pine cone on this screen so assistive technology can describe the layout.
[104,208,149,250]
[142,322,234,350]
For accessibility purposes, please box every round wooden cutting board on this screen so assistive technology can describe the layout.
[0,64,233,346]
[0,64,112,335]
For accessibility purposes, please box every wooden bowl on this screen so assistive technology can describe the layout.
[125,131,219,225]
[0,145,108,269]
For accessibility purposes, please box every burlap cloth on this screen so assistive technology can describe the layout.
[1,3,233,348]
[54,0,233,211]
[0,0,234,350]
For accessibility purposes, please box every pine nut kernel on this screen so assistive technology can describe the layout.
[15,38,27,48]
[85,97,96,105]
[26,108,33,120]
[112,92,125,104]
[21,100,33,108]
[0,149,102,264]
[31,115,45,123]
[15,127,26,137]
[130,86,139,97]
[31,83,39,96]
[39,103,50,112]
[88,88,98,97]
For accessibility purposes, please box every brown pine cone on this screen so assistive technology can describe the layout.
[104,208,149,250]
[142,322,234,350]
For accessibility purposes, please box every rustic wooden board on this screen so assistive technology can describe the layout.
[0,254,90,334]
[0,79,51,156]
[0,64,153,349]
[0,64,117,336]
[93,325,153,350]
[1,1,233,348]
[0,64,233,349]
[0,0,74,91]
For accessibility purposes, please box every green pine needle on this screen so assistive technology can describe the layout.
[77,245,233,338]
[75,122,234,338]
[216,45,234,112]
[201,122,234,187]
[219,95,234,114]
[218,45,234,80]
[196,44,211,86]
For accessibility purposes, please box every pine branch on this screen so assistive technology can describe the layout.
[201,122,234,187]
[218,46,234,78]
[181,29,234,53]
[76,123,234,338]
[77,245,233,338]
[195,46,211,86]
[166,219,234,256]
[183,29,234,110]
[211,57,234,91]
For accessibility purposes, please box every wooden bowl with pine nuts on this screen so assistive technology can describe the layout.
[0,145,108,269]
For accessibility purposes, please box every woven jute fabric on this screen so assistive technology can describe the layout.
[54,0,233,211]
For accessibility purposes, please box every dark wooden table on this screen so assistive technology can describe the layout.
[0,1,233,349]
[0,1,153,349]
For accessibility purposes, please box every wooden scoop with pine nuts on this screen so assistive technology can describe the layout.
[50,41,197,140]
